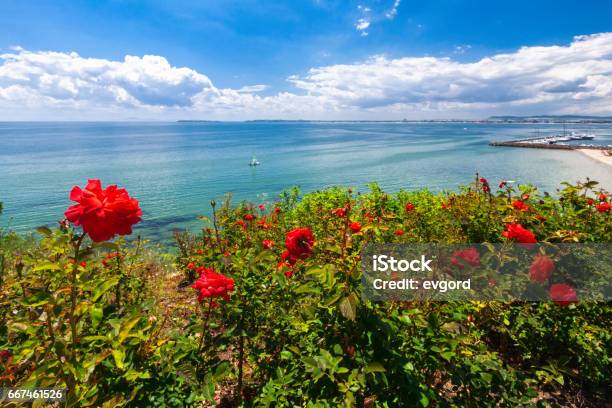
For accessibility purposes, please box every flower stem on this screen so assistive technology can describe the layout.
[69,232,85,349]
[198,298,213,352]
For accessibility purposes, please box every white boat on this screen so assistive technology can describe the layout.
[568,131,595,140]
[248,155,260,166]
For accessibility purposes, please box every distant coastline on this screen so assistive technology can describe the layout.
[177,115,612,124]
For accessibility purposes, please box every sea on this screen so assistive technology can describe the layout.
[1,121,611,242]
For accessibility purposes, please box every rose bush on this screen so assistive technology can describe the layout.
[1,176,610,407]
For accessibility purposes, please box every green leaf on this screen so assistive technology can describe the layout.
[323,292,342,307]
[420,392,430,407]
[32,262,60,272]
[339,294,357,321]
[214,361,231,379]
[35,226,52,236]
[202,374,216,401]
[364,361,385,374]
[287,346,301,355]
[82,335,109,343]
[302,357,319,369]
[124,369,151,381]
[118,316,141,343]
[92,242,120,250]
[22,290,51,307]
[91,276,120,302]
[111,348,125,370]
[90,306,103,329]
[480,372,493,383]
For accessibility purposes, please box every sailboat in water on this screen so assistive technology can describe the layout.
[248,155,260,166]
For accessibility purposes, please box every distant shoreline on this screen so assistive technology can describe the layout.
[178,116,612,124]
[177,120,612,124]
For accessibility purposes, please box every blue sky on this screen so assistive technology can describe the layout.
[1,0,611,120]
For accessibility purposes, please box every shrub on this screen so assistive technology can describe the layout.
[1,178,610,407]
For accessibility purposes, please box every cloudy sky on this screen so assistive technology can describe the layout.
[1,0,611,120]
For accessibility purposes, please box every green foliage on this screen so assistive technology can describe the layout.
[1,178,610,407]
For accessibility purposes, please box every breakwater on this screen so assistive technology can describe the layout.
[490,137,611,150]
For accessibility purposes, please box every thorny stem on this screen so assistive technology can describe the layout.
[198,298,214,352]
[69,232,86,349]
[211,200,224,252]
[237,334,245,403]
[340,202,351,260]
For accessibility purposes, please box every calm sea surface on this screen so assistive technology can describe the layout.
[1,122,611,241]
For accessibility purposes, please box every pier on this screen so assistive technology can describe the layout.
[490,134,612,150]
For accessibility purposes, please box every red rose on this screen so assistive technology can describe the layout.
[511,200,529,211]
[349,222,362,233]
[331,207,347,217]
[191,267,235,304]
[595,203,611,213]
[274,207,282,214]
[262,239,275,249]
[258,204,265,211]
[65,179,142,242]
[549,283,577,306]
[236,219,246,229]
[528,254,554,283]
[404,203,415,212]
[599,193,607,201]
[257,218,271,229]
[244,213,254,221]
[502,223,537,244]
[279,249,296,266]
[223,251,231,257]
[187,262,196,270]
[587,199,594,206]
[285,227,315,260]
[102,252,122,267]
[277,250,296,277]
[0,350,10,361]
[451,247,480,268]
[479,177,490,193]
[499,181,507,189]
[394,229,404,236]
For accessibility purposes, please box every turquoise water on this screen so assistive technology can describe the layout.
[1,122,611,241]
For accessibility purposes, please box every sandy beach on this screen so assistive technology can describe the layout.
[577,149,612,168]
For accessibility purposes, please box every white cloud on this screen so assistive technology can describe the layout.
[289,33,612,115]
[0,50,219,109]
[385,0,401,19]
[355,18,371,36]
[1,33,612,120]
[355,1,399,36]
[236,84,268,93]
[355,4,372,36]
[453,44,472,55]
